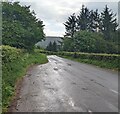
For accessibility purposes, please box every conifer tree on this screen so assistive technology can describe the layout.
[77,5,90,31]
[101,5,118,40]
[64,13,76,37]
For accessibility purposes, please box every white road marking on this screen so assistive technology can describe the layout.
[88,109,92,113]
[110,89,118,94]
[68,97,84,111]
[68,98,75,107]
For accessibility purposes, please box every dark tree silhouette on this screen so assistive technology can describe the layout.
[64,13,77,37]
[101,5,118,40]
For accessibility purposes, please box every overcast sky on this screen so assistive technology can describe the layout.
[11,0,119,37]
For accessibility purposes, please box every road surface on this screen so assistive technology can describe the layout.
[12,55,118,112]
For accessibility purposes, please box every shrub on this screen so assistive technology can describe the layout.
[62,31,118,54]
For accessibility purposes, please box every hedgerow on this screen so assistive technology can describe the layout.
[2,45,48,112]
[36,49,119,70]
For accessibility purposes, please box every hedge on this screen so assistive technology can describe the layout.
[35,49,119,70]
[2,46,48,112]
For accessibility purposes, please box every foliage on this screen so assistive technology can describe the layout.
[46,41,52,51]
[62,37,74,52]
[77,5,90,31]
[88,9,101,32]
[76,5,102,32]
[62,31,118,53]
[2,2,45,51]
[52,41,57,52]
[2,45,48,112]
[62,55,119,70]
[64,5,102,36]
[101,5,118,40]
[63,5,118,54]
[64,5,118,37]
[46,41,57,52]
[2,45,22,63]
[64,13,76,37]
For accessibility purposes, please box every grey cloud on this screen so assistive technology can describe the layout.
[86,2,118,13]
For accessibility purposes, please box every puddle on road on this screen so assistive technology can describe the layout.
[67,63,72,66]
[44,82,51,86]
[82,87,88,91]
[54,67,58,71]
[71,82,77,85]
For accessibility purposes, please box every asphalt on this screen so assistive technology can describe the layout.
[12,55,118,112]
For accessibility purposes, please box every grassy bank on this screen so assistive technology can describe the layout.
[2,46,48,112]
[60,55,119,70]
[36,50,119,70]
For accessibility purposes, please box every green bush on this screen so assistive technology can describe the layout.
[2,45,22,63]
[62,31,118,54]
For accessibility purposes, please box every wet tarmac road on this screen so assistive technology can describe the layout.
[13,55,118,112]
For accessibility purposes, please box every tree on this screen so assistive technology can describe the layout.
[77,5,90,31]
[77,5,101,32]
[101,5,118,40]
[2,2,45,51]
[64,13,76,37]
[63,4,119,54]
[62,31,118,53]
[62,37,74,52]
[46,41,57,52]
[89,9,101,32]
[52,41,57,52]
[46,41,52,51]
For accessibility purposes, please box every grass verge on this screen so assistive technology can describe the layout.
[2,46,48,112]
[60,55,119,71]
[36,49,119,70]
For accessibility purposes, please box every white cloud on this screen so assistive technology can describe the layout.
[11,0,119,36]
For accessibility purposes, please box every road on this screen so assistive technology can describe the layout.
[12,55,118,112]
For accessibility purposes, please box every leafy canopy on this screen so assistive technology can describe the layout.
[2,2,45,51]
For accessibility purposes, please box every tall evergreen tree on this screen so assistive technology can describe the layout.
[101,5,118,40]
[77,5,90,31]
[46,41,52,51]
[89,9,101,32]
[64,13,76,37]
[52,41,57,52]
[88,10,94,32]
